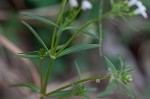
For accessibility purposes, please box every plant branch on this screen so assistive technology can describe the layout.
[55,12,111,56]
[46,75,110,96]
[42,59,55,94]
[51,0,67,54]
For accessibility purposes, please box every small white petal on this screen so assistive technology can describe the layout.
[128,0,138,7]
[134,8,148,18]
[137,3,146,11]
[135,1,143,7]
[69,0,79,7]
[141,12,148,18]
[81,0,92,11]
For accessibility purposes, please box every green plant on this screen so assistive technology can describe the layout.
[11,0,148,99]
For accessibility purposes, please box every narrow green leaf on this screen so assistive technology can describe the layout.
[125,85,136,99]
[74,60,82,80]
[22,21,49,55]
[17,54,39,58]
[18,51,38,54]
[86,88,97,93]
[97,79,116,97]
[118,56,125,71]
[50,90,72,97]
[21,12,57,27]
[58,44,99,57]
[10,82,40,93]
[17,51,39,58]
[104,56,117,73]
[124,66,135,73]
[63,27,99,40]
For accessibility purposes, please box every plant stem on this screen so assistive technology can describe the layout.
[45,75,110,96]
[64,7,81,26]
[55,12,110,56]
[99,0,103,56]
[40,95,44,99]
[42,59,55,94]
[51,0,67,54]
[53,28,63,53]
[53,8,81,53]
[40,58,43,90]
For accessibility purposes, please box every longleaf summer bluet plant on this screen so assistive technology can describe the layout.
[11,0,148,99]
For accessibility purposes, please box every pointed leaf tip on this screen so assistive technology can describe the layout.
[104,56,117,73]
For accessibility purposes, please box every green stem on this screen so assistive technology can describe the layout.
[64,7,81,26]
[40,95,44,99]
[42,59,55,94]
[99,0,103,56]
[53,8,81,53]
[46,75,110,96]
[56,12,111,57]
[51,0,67,54]
[53,28,63,53]
[40,58,43,91]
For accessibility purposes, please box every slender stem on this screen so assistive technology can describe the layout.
[51,0,67,53]
[53,8,81,53]
[53,28,63,53]
[40,95,44,99]
[40,58,43,90]
[99,0,103,56]
[65,7,81,26]
[55,20,93,56]
[42,59,55,94]
[56,12,111,56]
[46,75,110,96]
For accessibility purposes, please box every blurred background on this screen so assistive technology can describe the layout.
[0,0,150,99]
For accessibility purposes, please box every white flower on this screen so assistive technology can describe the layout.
[127,0,138,7]
[69,0,78,8]
[126,0,148,19]
[69,0,92,11]
[134,2,147,18]
[81,0,92,11]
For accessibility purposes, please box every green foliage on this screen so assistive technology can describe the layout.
[10,82,40,93]
[21,12,57,26]
[22,21,49,53]
[63,26,99,40]
[58,44,100,57]
[104,56,117,74]
[17,44,100,58]
[11,0,139,98]
[98,56,135,98]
